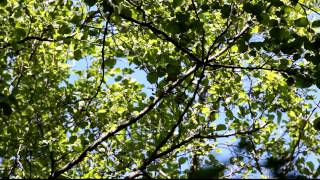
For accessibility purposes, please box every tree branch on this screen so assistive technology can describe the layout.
[207,63,312,80]
[49,9,254,180]
[85,13,112,110]
[298,2,320,16]
[48,65,198,179]
[126,122,270,179]
[134,64,206,176]
[207,23,250,61]
[117,12,202,64]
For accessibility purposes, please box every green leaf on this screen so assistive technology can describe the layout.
[257,13,270,25]
[173,0,183,7]
[295,77,313,88]
[314,167,320,178]
[123,68,134,74]
[312,20,320,28]
[8,95,18,107]
[221,5,231,18]
[71,15,82,24]
[178,157,187,165]
[97,109,107,114]
[269,19,279,27]
[73,49,82,60]
[0,102,12,115]
[294,17,309,27]
[269,27,289,42]
[211,1,220,9]
[313,117,320,130]
[84,0,97,7]
[69,136,77,143]
[249,42,264,50]
[286,77,295,86]
[306,161,314,171]
[216,124,227,131]
[176,12,190,22]
[290,0,298,6]
[165,20,188,34]
[3,1,320,178]
[253,3,264,15]
[200,4,209,11]
[15,28,26,38]
[237,39,248,53]
[279,58,289,68]
[58,24,72,34]
[166,63,181,81]
[201,106,210,117]
[226,109,233,119]
[0,0,7,6]
[215,149,222,153]
[302,167,311,175]
[0,94,10,104]
[244,2,264,15]
[147,72,158,83]
[293,54,300,60]
[271,0,284,7]
[120,7,132,18]
[105,58,117,68]
[243,3,254,14]
[190,21,203,34]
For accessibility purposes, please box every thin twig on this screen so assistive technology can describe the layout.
[298,2,320,16]
[85,13,112,109]
[48,65,198,179]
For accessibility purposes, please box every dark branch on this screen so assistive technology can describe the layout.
[207,63,312,80]
[137,64,206,175]
[208,23,250,61]
[0,36,56,49]
[85,13,112,110]
[126,122,270,179]
[117,12,202,64]
[48,65,198,179]
[298,2,320,16]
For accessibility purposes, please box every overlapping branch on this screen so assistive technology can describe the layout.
[207,63,312,80]
[49,8,205,179]
[126,122,270,179]
[48,64,198,178]
[49,9,255,178]
[49,5,305,179]
[207,23,250,61]
[0,10,100,50]
[129,64,207,178]
[117,12,202,64]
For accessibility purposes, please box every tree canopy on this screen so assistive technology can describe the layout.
[1,0,320,178]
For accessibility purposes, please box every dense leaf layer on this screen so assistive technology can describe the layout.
[1,0,320,179]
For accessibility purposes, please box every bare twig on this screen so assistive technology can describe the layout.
[191,0,206,61]
[85,13,112,109]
